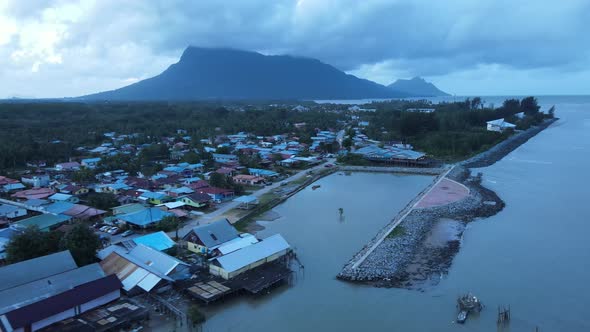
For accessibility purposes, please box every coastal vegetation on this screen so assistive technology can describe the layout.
[356,96,553,160]
[0,97,553,172]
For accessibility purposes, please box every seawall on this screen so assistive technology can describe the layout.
[337,118,557,289]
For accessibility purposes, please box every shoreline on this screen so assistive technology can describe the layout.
[337,119,557,289]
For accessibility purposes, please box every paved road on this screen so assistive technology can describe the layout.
[174,158,336,238]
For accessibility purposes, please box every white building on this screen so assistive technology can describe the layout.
[209,234,291,280]
[486,118,516,132]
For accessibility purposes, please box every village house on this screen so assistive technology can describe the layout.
[177,193,211,209]
[97,183,131,195]
[0,204,27,220]
[197,187,235,203]
[116,207,173,229]
[209,234,291,280]
[55,161,81,171]
[57,184,89,196]
[183,218,239,255]
[131,231,176,252]
[486,118,517,132]
[21,173,50,187]
[165,186,194,197]
[232,174,266,186]
[81,157,101,169]
[99,244,189,294]
[111,203,145,216]
[17,214,71,231]
[11,187,55,201]
[138,191,170,205]
[0,251,122,332]
[248,168,279,179]
[48,193,80,204]
[212,153,238,164]
[1,182,25,193]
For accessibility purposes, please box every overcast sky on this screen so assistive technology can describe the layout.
[1,0,589,98]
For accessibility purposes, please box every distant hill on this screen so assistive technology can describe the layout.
[82,47,411,101]
[387,77,449,97]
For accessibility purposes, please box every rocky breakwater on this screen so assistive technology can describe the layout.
[337,166,504,289]
[462,118,557,168]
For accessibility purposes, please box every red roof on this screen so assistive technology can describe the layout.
[188,180,210,190]
[11,187,55,200]
[0,176,19,186]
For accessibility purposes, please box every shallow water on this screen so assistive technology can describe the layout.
[201,96,590,332]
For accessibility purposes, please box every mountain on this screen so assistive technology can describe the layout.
[387,77,450,97]
[82,47,411,101]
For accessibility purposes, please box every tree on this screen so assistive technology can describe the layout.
[215,146,232,154]
[181,151,201,164]
[156,215,181,239]
[342,137,353,151]
[548,105,556,118]
[72,168,96,183]
[209,172,226,188]
[86,192,119,210]
[60,224,101,266]
[470,97,482,110]
[5,226,63,263]
[520,96,540,115]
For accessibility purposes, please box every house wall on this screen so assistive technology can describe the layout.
[212,248,289,280]
[186,241,207,254]
[30,308,76,331]
[79,290,120,313]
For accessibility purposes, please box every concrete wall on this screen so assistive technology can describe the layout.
[211,248,289,280]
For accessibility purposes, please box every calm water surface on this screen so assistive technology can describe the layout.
[202,96,590,332]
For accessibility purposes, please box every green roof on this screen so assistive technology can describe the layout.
[17,214,71,231]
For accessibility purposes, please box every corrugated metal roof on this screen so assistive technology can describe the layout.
[3,274,121,330]
[117,207,172,227]
[0,251,77,293]
[16,214,71,231]
[133,231,176,251]
[0,263,105,315]
[215,233,259,255]
[212,234,290,273]
[191,219,239,248]
[44,201,76,214]
[48,193,73,201]
[129,244,186,276]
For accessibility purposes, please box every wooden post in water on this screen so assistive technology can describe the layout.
[497,305,511,325]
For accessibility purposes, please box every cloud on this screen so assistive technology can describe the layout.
[0,0,589,97]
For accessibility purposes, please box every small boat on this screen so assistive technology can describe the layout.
[456,292,482,324]
[457,310,468,324]
[312,185,321,190]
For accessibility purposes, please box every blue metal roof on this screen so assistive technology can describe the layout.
[133,231,176,251]
[118,208,172,227]
[44,202,75,214]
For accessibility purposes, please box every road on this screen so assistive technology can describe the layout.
[174,158,336,238]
